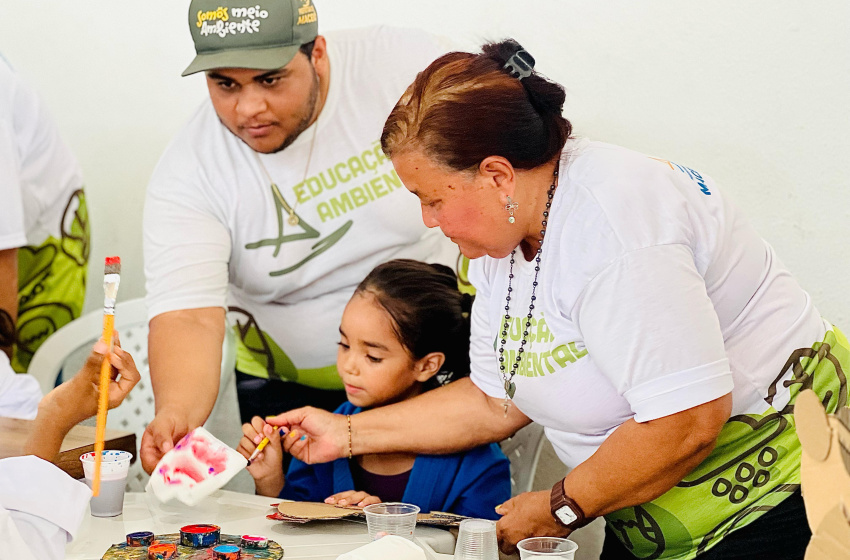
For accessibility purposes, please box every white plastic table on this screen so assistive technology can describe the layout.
[66,490,456,559]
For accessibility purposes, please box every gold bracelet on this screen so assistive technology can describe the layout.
[347,414,353,459]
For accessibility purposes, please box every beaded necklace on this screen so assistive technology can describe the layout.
[498,166,559,416]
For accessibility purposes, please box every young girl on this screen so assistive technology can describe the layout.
[238,259,511,520]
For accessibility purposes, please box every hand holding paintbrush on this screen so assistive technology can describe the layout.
[92,256,121,496]
[238,417,290,497]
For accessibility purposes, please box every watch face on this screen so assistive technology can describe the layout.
[555,505,578,526]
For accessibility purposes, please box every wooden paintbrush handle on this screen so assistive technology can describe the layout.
[92,313,115,496]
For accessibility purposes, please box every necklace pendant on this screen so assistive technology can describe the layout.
[504,379,516,399]
[287,213,300,226]
[503,398,511,418]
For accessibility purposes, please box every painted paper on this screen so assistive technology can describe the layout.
[146,427,247,506]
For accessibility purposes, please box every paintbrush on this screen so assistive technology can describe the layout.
[246,436,271,466]
[246,424,291,466]
[92,256,121,496]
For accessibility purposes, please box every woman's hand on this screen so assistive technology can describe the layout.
[325,490,382,508]
[496,491,569,554]
[237,416,285,497]
[267,407,348,464]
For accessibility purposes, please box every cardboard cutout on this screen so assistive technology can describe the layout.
[795,389,850,559]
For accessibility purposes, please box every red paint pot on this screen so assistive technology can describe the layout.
[179,523,221,547]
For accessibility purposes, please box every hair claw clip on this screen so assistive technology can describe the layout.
[503,49,535,80]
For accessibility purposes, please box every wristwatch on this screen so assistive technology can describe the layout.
[550,478,591,529]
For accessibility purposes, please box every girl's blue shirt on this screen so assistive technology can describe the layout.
[279,401,512,520]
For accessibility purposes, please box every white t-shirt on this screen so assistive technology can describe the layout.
[144,27,458,388]
[0,55,84,251]
[469,138,825,468]
[0,456,91,560]
[0,55,88,373]
[0,352,41,420]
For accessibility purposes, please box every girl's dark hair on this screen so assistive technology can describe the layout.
[382,38,571,171]
[355,259,473,390]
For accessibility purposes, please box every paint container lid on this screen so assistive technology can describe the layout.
[126,531,155,546]
[213,544,241,559]
[241,534,269,549]
[147,542,177,559]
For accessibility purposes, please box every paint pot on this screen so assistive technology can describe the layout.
[240,535,269,549]
[179,523,221,548]
[126,531,155,546]
[147,543,177,559]
[212,544,242,559]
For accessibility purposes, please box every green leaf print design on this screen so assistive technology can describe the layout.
[12,189,88,371]
[228,307,342,390]
[604,327,850,560]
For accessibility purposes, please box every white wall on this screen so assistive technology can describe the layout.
[2,1,848,326]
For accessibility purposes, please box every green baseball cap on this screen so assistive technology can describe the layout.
[182,0,319,76]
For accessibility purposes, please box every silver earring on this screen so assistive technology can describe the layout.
[505,196,519,224]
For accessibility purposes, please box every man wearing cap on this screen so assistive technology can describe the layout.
[141,0,457,473]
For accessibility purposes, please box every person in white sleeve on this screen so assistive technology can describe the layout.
[141,0,459,474]
[0,54,89,374]
[270,40,849,560]
[0,335,140,560]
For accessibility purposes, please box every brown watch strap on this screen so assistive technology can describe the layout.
[550,478,591,529]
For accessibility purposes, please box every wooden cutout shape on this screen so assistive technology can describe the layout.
[806,507,850,560]
[796,390,832,461]
[277,501,361,519]
[270,502,469,527]
[796,390,850,558]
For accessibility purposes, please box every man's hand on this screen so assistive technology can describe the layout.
[237,416,285,497]
[496,490,570,554]
[140,409,191,473]
[267,407,348,464]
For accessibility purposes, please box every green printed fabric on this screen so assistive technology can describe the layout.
[229,306,343,390]
[13,189,89,372]
[605,326,850,559]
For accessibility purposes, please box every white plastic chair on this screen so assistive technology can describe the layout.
[500,422,547,496]
[27,298,242,492]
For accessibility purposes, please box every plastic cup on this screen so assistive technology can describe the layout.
[362,502,420,541]
[79,450,132,517]
[517,537,578,559]
[453,518,499,560]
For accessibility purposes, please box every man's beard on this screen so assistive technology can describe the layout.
[267,64,320,154]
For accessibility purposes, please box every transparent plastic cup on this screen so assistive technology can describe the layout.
[79,450,132,517]
[362,502,420,541]
[517,537,578,559]
[453,518,499,560]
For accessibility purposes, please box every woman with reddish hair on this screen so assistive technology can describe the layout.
[271,39,848,560]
